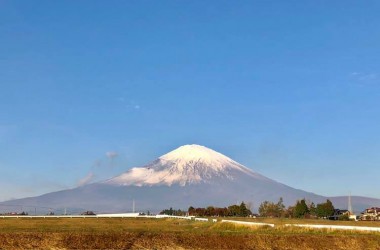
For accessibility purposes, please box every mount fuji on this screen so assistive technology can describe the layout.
[1,144,379,213]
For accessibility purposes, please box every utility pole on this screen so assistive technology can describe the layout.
[132,199,135,213]
[348,193,353,214]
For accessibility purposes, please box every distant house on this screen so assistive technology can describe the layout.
[328,209,350,220]
[360,207,380,221]
[81,211,96,216]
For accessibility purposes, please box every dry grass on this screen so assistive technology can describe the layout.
[0,218,379,249]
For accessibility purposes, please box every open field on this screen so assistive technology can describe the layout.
[0,218,380,249]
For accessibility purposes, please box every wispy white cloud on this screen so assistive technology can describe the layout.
[117,97,126,103]
[106,151,119,168]
[76,150,123,187]
[127,101,141,111]
[77,172,95,186]
[116,97,141,111]
[350,71,380,80]
[106,151,118,159]
[350,72,378,83]
[358,73,377,81]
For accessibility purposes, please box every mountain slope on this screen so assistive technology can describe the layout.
[1,144,379,214]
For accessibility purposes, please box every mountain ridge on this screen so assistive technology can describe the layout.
[1,144,379,213]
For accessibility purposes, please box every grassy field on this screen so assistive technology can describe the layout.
[0,217,379,249]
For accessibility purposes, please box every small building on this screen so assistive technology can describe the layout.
[328,209,350,220]
[360,207,380,221]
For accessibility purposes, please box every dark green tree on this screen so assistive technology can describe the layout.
[227,205,240,216]
[205,206,215,216]
[276,197,285,217]
[239,202,251,217]
[293,199,309,218]
[309,202,316,217]
[159,207,186,216]
[316,199,335,218]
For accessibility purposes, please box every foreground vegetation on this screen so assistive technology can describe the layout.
[0,218,379,249]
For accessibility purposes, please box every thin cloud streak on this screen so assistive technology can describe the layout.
[350,72,379,84]
[77,172,95,186]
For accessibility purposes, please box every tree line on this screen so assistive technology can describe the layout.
[160,202,252,217]
[159,198,337,219]
[258,197,336,218]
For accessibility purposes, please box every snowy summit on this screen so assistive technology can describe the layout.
[105,144,264,186]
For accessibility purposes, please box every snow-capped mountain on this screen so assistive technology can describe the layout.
[106,144,268,186]
[1,144,380,213]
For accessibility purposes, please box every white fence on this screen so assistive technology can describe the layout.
[0,214,198,220]
[154,215,192,220]
[221,219,275,227]
[195,218,209,222]
[285,224,380,232]
[96,213,140,218]
[0,213,140,219]
[0,215,94,219]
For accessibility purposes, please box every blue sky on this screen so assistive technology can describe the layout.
[1,0,380,201]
